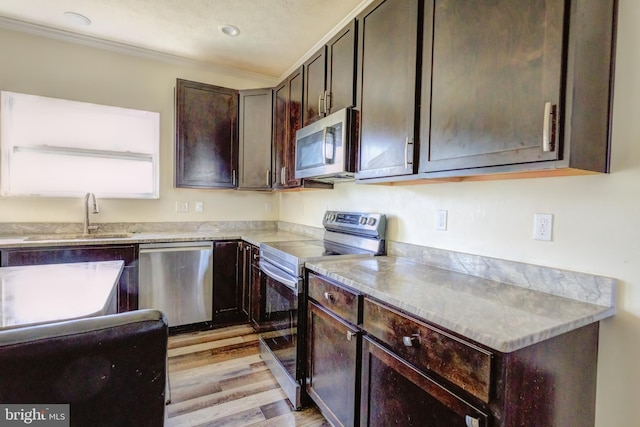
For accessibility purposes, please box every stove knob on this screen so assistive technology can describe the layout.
[367,217,377,226]
[359,217,367,225]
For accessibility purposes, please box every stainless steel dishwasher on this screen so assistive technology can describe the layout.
[138,241,213,327]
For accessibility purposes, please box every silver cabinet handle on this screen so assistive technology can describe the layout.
[232,170,237,186]
[404,137,410,169]
[543,102,556,152]
[346,330,357,341]
[266,169,270,187]
[402,334,420,347]
[318,93,324,117]
[465,415,480,427]
[253,253,259,260]
[323,292,335,302]
[324,90,330,114]
[281,166,286,185]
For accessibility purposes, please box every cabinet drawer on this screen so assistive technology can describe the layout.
[363,298,492,403]
[308,273,361,325]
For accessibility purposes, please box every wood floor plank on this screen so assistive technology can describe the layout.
[166,324,328,427]
[167,388,287,427]
[169,335,247,357]
[171,353,264,384]
[170,365,274,404]
[244,407,331,427]
[168,342,260,373]
[167,378,278,417]
[168,325,256,349]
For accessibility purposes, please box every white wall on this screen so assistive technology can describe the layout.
[280,0,640,425]
[0,27,279,223]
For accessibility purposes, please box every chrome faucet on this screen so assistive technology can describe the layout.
[83,192,99,234]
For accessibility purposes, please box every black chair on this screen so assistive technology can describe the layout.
[0,309,168,427]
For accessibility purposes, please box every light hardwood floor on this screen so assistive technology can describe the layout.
[165,324,330,427]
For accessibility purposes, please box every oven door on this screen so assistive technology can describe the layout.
[258,260,302,380]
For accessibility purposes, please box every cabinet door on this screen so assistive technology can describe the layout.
[239,243,251,317]
[272,80,288,189]
[213,240,242,325]
[272,68,303,189]
[356,0,421,180]
[303,47,327,126]
[238,89,273,190]
[326,19,357,115]
[307,301,360,427]
[421,0,564,173]
[175,79,239,188]
[1,245,137,313]
[249,245,262,330]
[361,337,488,427]
[286,69,304,187]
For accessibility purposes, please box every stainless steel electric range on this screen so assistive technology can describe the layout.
[258,211,386,409]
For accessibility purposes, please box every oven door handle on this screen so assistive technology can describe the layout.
[259,260,299,291]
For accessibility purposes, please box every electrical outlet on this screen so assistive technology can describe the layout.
[175,201,189,213]
[533,213,553,241]
[194,201,204,212]
[436,210,448,231]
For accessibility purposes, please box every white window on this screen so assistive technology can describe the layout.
[0,91,160,198]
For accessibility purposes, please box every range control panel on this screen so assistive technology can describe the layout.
[323,211,386,238]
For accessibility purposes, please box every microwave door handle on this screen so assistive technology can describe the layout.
[325,128,335,163]
[322,126,328,164]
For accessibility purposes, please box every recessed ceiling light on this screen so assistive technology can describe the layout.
[218,24,240,37]
[63,11,91,26]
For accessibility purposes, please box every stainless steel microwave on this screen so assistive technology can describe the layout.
[294,108,356,181]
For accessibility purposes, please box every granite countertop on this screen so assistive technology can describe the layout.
[0,260,124,330]
[0,230,314,249]
[305,256,615,353]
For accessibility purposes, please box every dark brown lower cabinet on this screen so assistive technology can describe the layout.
[0,245,138,313]
[360,336,488,427]
[212,240,242,325]
[240,242,251,318]
[249,245,262,330]
[306,301,360,427]
[240,241,261,328]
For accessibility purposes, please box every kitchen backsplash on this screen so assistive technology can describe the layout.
[0,221,278,236]
[0,220,616,309]
[388,240,616,308]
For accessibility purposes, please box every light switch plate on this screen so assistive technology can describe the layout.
[436,210,448,231]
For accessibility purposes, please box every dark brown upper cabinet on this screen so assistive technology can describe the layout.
[175,79,238,189]
[238,88,273,190]
[355,0,422,180]
[303,19,357,127]
[273,67,303,189]
[419,0,617,177]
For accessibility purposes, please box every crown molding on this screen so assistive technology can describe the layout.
[278,0,376,81]
[0,16,279,87]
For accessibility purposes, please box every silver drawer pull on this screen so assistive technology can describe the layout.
[465,415,480,427]
[346,330,357,341]
[402,334,420,347]
[323,292,335,302]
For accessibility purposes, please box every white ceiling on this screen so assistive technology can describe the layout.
[0,0,371,80]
